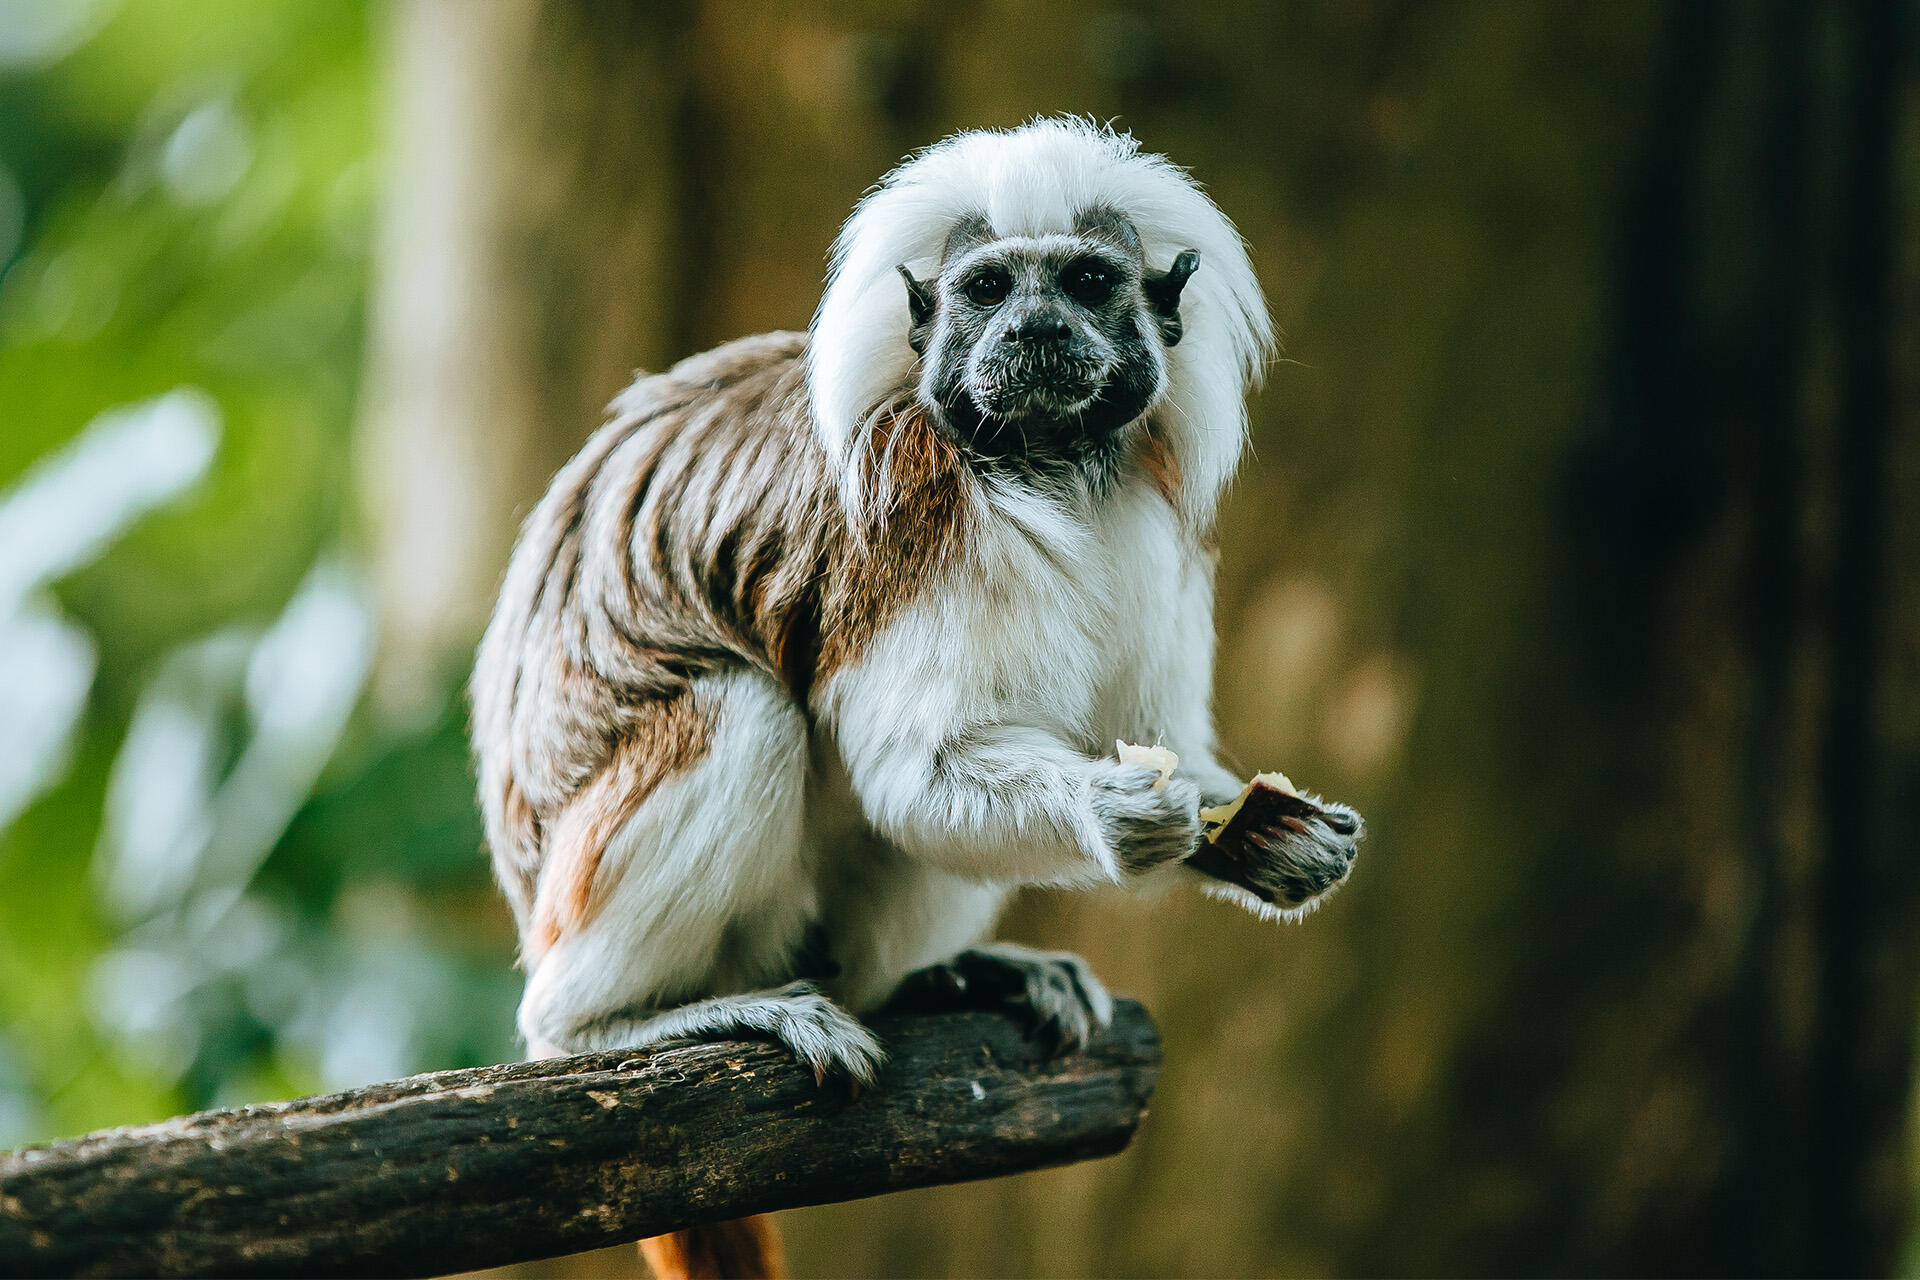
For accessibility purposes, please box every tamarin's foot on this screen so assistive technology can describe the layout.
[888,943,1114,1055]
[588,980,885,1087]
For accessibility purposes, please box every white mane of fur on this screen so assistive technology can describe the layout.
[807,117,1275,526]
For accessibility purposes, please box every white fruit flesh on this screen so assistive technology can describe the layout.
[1115,741,1179,789]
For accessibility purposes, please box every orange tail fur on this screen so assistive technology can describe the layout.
[639,1216,786,1280]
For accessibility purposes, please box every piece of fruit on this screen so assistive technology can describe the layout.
[1115,740,1178,789]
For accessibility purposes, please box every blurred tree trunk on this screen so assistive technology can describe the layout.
[357,2,1920,1277]
[1551,2,1918,1272]
[354,0,699,721]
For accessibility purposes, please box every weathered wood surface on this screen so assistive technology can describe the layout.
[0,1001,1159,1279]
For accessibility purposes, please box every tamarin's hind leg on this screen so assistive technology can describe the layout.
[517,671,882,1081]
[552,980,884,1084]
[888,942,1114,1055]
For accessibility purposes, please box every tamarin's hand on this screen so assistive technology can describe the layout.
[1191,780,1362,915]
[1089,758,1202,875]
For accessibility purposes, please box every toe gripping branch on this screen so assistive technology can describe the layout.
[888,947,1113,1056]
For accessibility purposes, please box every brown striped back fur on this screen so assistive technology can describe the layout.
[471,332,969,954]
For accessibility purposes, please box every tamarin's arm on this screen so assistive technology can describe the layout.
[827,679,1200,886]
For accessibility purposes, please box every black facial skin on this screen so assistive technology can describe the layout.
[898,207,1198,490]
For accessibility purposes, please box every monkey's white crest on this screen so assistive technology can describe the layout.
[808,117,1275,525]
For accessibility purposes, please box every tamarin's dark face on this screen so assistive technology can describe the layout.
[898,207,1197,477]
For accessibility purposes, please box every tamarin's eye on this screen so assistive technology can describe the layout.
[963,268,1010,307]
[1063,261,1114,305]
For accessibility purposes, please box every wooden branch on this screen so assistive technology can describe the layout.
[0,1001,1160,1279]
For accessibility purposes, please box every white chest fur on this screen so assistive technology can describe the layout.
[830,477,1188,753]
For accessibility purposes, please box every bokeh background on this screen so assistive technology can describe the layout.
[2,2,1916,1276]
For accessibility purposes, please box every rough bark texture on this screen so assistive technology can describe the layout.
[0,1002,1160,1280]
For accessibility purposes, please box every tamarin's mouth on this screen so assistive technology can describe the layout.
[979,384,1100,420]
[969,363,1107,421]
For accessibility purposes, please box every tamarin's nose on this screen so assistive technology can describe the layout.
[1009,312,1071,345]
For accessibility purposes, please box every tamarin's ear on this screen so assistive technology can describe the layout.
[898,265,935,353]
[1144,249,1200,346]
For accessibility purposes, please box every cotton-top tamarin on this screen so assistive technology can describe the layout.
[471,117,1361,1278]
